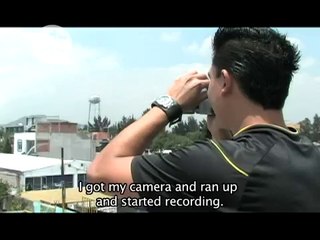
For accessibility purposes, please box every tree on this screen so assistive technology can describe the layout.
[163,134,193,150]
[88,115,111,132]
[117,115,136,133]
[0,180,29,211]
[198,119,211,139]
[142,108,150,116]
[10,197,29,211]
[312,114,320,142]
[186,116,199,132]
[150,130,169,151]
[0,179,9,200]
[1,136,12,153]
[81,124,88,131]
[172,121,188,135]
[108,124,118,138]
[0,127,4,139]
[299,118,313,140]
[186,131,204,142]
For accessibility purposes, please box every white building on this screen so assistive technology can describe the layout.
[0,153,90,193]
[13,132,36,155]
[13,131,95,161]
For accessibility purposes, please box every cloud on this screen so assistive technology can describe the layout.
[284,71,320,122]
[287,37,304,50]
[1,28,319,128]
[160,32,181,43]
[300,56,317,69]
[96,63,209,120]
[183,36,212,57]
[314,76,320,83]
[0,27,120,120]
[0,27,210,126]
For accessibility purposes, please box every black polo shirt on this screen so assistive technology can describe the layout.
[131,124,320,212]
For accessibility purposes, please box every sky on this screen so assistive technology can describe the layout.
[0,27,320,126]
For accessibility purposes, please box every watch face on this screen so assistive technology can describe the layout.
[157,96,174,108]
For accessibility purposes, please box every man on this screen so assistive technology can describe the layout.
[88,28,320,212]
[206,111,232,140]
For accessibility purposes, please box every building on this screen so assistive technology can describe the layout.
[0,153,89,193]
[13,132,35,155]
[0,153,123,213]
[4,115,110,161]
[35,120,95,161]
[12,119,98,161]
[3,115,50,134]
[3,115,61,154]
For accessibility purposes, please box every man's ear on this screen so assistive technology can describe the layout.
[221,69,233,95]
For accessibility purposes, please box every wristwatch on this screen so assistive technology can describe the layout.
[151,95,182,126]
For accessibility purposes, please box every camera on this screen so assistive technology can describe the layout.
[183,99,215,116]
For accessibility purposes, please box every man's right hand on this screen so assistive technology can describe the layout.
[168,71,210,113]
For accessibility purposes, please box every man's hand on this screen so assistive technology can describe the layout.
[168,71,210,112]
[87,70,211,196]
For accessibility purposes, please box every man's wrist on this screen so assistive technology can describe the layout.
[152,104,182,126]
[150,106,170,124]
[151,95,182,126]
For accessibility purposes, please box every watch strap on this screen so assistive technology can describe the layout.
[151,98,182,126]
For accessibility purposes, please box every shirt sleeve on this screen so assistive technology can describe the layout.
[131,140,233,199]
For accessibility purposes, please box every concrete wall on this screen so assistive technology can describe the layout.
[36,132,95,161]
[0,170,20,188]
[37,122,77,133]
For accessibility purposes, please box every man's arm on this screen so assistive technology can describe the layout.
[87,107,168,196]
[87,71,209,197]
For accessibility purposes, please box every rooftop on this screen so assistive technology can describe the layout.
[3,115,73,128]
[0,153,74,172]
[38,119,75,124]
[3,115,47,128]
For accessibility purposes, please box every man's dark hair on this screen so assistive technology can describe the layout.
[212,27,301,109]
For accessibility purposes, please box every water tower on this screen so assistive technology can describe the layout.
[88,95,101,125]
[88,96,101,161]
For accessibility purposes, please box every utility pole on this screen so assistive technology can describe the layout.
[61,147,66,212]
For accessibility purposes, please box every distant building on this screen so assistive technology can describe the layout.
[13,132,35,155]
[13,120,95,161]
[36,120,95,161]
[0,153,89,192]
[3,115,49,134]
[92,132,111,153]
[8,115,111,161]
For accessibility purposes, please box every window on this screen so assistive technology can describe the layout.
[52,175,73,188]
[26,140,35,154]
[17,139,22,152]
[25,178,33,191]
[33,177,41,190]
[25,175,74,191]
[42,177,48,189]
[78,174,87,184]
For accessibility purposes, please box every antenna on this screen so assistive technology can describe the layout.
[61,148,66,212]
